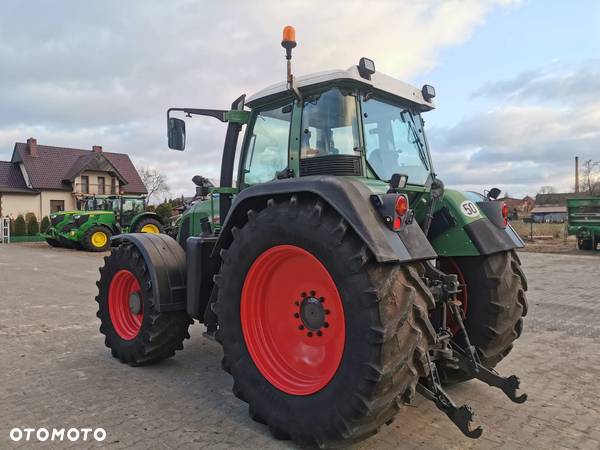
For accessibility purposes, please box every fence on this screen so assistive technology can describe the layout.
[509,219,567,241]
[0,217,46,244]
[0,217,10,243]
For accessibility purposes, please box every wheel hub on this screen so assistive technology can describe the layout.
[299,294,326,331]
[129,292,142,315]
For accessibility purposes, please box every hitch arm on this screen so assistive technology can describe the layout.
[452,346,528,404]
[417,383,483,439]
[418,356,483,439]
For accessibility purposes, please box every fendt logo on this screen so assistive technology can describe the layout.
[9,427,106,442]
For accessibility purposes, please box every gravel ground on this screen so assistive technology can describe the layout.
[0,243,599,449]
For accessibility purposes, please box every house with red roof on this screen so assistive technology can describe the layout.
[0,138,147,220]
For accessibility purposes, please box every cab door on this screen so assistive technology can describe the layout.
[239,102,294,188]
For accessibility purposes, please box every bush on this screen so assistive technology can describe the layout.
[27,215,40,235]
[40,216,51,233]
[14,215,26,236]
[155,202,172,220]
[25,212,37,223]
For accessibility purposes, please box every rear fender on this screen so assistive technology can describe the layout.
[111,233,187,312]
[430,189,523,257]
[213,175,437,263]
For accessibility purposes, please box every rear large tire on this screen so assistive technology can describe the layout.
[95,243,192,365]
[132,217,164,234]
[578,238,594,250]
[441,250,527,382]
[215,196,436,448]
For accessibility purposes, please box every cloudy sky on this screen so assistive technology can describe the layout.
[1,0,598,199]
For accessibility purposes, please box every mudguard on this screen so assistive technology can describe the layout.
[213,175,437,263]
[111,233,186,312]
[430,189,523,257]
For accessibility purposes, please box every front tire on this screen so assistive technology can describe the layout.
[96,243,192,365]
[215,196,435,448]
[46,238,61,248]
[83,226,112,252]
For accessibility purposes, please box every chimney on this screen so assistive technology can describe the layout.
[92,145,103,153]
[575,156,580,193]
[27,137,38,157]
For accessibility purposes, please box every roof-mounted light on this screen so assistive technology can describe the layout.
[422,84,436,101]
[358,57,376,80]
[281,25,297,55]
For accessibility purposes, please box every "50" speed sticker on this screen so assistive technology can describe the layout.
[460,200,481,218]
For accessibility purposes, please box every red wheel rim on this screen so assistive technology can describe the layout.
[108,270,143,340]
[241,245,345,396]
[439,257,468,335]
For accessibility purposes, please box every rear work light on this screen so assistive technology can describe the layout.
[395,195,408,216]
[393,195,409,231]
[502,202,509,226]
[370,193,412,232]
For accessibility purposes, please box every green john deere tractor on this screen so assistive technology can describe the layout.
[94,27,528,447]
[45,195,164,252]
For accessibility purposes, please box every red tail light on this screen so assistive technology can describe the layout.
[395,195,408,216]
[502,202,509,226]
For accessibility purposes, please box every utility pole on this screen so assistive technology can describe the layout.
[575,156,579,193]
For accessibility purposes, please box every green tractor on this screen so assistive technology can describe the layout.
[567,196,600,250]
[94,27,528,447]
[45,195,164,252]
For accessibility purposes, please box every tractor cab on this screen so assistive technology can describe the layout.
[239,80,434,189]
[112,196,146,228]
[79,194,146,228]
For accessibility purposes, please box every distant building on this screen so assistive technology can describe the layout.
[0,138,146,220]
[535,192,587,206]
[499,195,535,213]
[530,205,568,223]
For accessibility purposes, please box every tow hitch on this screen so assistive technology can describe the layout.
[418,355,483,438]
[419,263,528,438]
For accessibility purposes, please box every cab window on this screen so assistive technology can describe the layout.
[301,88,360,158]
[242,104,292,185]
[362,97,431,184]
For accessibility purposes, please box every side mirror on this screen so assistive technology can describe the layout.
[168,118,186,150]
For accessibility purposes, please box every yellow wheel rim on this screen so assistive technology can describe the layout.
[140,224,160,233]
[91,231,108,248]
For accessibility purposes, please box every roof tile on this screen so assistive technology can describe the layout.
[11,143,147,194]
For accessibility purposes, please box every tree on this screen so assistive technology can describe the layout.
[581,160,600,195]
[14,215,26,236]
[27,215,39,235]
[140,167,170,205]
[155,202,173,220]
[40,216,51,233]
[538,186,556,195]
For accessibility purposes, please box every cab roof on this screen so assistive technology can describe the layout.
[246,65,435,111]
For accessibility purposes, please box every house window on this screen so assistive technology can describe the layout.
[111,177,117,194]
[50,200,65,212]
[81,175,89,194]
[98,176,105,195]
